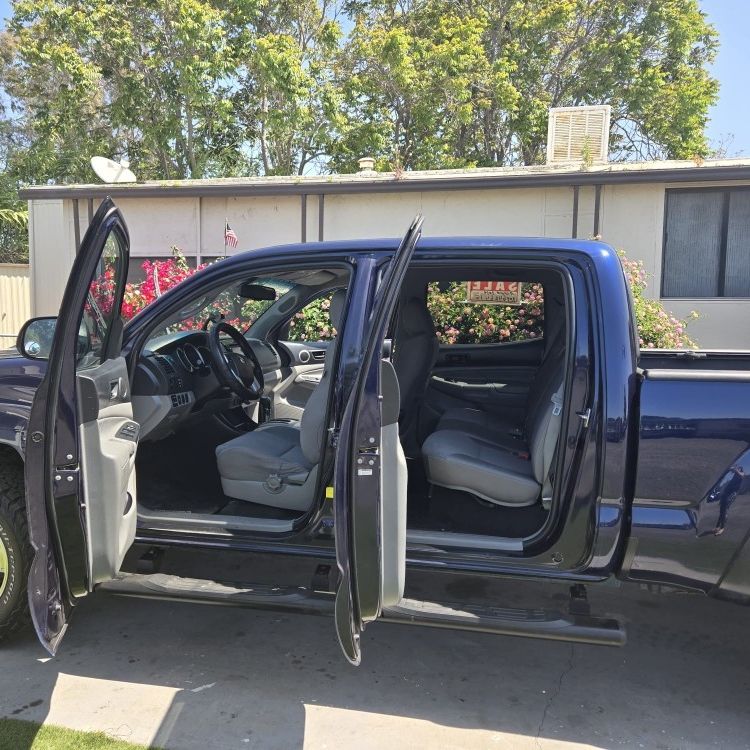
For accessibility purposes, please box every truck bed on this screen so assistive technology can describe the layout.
[625,348,750,599]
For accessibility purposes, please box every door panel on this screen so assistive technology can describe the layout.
[25,197,134,654]
[334,216,422,665]
[77,356,138,586]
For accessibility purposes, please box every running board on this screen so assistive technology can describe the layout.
[98,573,335,617]
[382,598,625,646]
[99,574,625,647]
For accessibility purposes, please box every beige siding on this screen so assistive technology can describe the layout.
[0,264,30,345]
[26,175,750,349]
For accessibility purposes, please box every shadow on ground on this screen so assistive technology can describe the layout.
[1,569,749,750]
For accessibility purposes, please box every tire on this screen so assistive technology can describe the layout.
[0,458,31,642]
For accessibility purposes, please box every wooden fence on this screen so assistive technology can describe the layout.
[0,264,30,347]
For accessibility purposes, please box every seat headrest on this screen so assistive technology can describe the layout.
[400,297,435,337]
[330,288,347,331]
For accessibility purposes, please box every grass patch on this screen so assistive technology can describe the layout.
[0,718,161,750]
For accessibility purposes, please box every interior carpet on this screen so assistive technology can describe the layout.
[136,437,227,514]
[414,485,548,538]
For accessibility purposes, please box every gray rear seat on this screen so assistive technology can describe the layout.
[422,342,565,508]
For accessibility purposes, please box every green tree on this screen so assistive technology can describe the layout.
[0,0,721,191]
[227,0,345,175]
[333,0,719,171]
[6,0,242,181]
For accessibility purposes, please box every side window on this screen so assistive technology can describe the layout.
[78,231,127,370]
[426,280,544,345]
[286,292,337,342]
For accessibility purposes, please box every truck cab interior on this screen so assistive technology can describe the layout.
[130,258,570,547]
[395,268,568,541]
[131,266,353,530]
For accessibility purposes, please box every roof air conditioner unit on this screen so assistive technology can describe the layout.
[546,105,611,165]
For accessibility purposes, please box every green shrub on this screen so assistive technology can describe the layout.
[427,282,544,344]
[288,293,336,341]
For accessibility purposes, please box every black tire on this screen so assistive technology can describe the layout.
[0,457,31,642]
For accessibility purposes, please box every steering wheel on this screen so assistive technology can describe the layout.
[208,321,265,402]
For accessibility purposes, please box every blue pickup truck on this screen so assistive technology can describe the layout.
[0,198,748,664]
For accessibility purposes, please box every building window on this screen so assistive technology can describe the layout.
[662,188,750,298]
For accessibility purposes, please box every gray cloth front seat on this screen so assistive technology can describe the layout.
[215,289,347,511]
[422,378,563,507]
[392,296,439,454]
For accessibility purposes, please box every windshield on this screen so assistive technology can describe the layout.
[146,277,295,340]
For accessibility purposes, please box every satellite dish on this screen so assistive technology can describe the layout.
[90,156,137,184]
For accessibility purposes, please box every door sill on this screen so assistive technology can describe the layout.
[138,507,297,535]
[406,528,524,552]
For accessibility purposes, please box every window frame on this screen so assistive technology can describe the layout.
[661,186,750,299]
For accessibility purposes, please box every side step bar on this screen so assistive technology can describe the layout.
[99,574,625,647]
[98,573,335,618]
[382,598,625,646]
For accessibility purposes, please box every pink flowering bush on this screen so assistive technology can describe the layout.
[427,282,545,344]
[122,251,199,320]
[288,293,337,341]
[619,254,698,349]
[121,250,269,331]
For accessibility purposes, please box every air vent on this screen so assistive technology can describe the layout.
[157,355,176,374]
[546,105,611,165]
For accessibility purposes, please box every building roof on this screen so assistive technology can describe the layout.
[19,157,750,201]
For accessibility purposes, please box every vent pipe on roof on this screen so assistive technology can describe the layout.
[358,156,376,174]
[546,105,611,165]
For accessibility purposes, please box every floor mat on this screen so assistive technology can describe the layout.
[136,437,227,514]
[414,486,548,538]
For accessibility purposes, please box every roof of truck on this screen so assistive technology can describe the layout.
[226,234,616,263]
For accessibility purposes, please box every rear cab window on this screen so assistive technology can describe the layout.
[426,280,545,344]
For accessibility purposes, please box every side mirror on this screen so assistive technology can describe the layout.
[17,317,57,360]
[17,317,91,361]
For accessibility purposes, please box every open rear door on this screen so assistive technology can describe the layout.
[334,215,423,665]
[25,198,138,654]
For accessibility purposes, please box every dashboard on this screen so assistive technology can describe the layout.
[132,330,284,440]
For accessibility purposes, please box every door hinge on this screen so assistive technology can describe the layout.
[52,467,80,498]
[576,408,591,428]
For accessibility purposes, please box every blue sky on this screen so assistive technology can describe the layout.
[0,0,746,156]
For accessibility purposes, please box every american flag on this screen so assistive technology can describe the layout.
[224,221,238,249]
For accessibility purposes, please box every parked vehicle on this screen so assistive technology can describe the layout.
[1,198,749,663]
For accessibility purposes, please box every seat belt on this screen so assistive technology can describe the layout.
[541,386,564,510]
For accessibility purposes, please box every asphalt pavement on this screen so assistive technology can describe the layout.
[1,568,749,750]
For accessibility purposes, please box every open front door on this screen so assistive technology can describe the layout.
[25,198,138,654]
[334,215,423,665]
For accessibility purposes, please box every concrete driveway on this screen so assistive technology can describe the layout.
[1,569,749,750]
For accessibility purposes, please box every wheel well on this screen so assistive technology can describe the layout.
[0,443,23,471]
